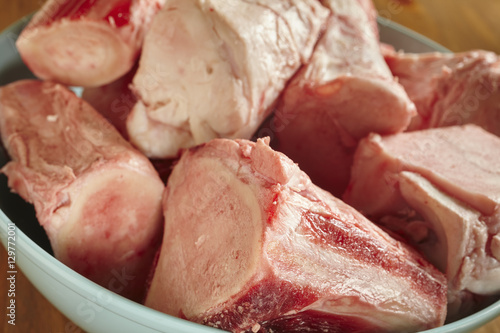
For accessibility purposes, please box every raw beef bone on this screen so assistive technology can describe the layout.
[272,0,416,197]
[82,64,138,139]
[83,66,177,183]
[145,138,447,333]
[343,125,500,318]
[384,49,500,134]
[0,80,165,302]
[16,0,165,87]
[127,0,329,158]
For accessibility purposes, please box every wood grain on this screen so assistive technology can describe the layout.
[0,247,83,333]
[0,0,41,31]
[0,0,500,332]
[373,0,500,53]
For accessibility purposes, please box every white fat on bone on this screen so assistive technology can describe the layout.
[399,172,500,295]
[127,0,329,158]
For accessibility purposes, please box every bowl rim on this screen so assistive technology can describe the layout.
[0,210,221,332]
[377,16,451,53]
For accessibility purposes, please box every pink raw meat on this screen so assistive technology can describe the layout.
[82,64,138,139]
[0,80,165,302]
[384,49,500,134]
[16,0,165,87]
[82,65,177,183]
[344,125,500,317]
[272,0,416,197]
[145,138,447,332]
[126,0,329,158]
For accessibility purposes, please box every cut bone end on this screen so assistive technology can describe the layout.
[17,20,136,87]
[56,167,164,301]
[146,156,263,317]
[146,138,447,332]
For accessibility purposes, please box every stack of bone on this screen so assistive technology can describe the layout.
[1,0,500,331]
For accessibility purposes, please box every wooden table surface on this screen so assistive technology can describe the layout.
[1,0,500,332]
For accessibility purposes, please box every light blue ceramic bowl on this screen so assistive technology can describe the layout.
[0,16,499,333]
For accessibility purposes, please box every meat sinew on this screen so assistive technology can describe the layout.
[0,80,164,302]
[145,138,447,333]
[126,0,329,158]
[16,0,165,87]
[272,0,416,197]
[384,50,500,134]
[343,125,500,317]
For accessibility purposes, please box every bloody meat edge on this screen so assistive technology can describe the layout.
[16,0,165,87]
[146,137,447,333]
[0,80,165,302]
